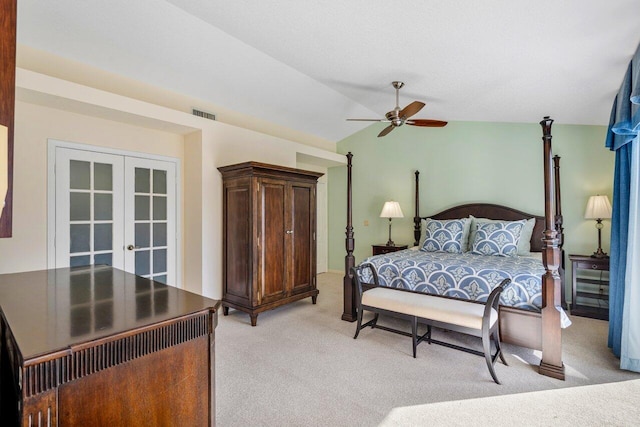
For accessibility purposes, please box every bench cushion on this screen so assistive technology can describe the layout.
[361,287,498,330]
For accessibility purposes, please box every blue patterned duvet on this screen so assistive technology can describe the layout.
[359,249,545,311]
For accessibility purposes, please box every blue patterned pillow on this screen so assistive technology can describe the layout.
[421,218,469,253]
[470,220,526,257]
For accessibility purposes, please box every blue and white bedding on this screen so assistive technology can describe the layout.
[359,249,545,311]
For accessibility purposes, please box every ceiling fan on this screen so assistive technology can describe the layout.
[347,81,447,137]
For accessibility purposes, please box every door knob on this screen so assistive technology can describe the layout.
[285,230,293,234]
[127,245,141,251]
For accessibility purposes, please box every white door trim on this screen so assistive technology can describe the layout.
[47,139,182,288]
[316,174,328,273]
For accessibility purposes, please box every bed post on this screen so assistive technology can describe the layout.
[342,152,357,322]
[414,170,421,246]
[539,117,565,380]
[553,155,566,308]
[553,155,563,246]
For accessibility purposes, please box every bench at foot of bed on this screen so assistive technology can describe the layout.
[352,264,511,384]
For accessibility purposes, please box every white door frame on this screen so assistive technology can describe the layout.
[47,139,182,288]
[316,174,328,273]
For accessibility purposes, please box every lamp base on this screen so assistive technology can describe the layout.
[386,219,395,247]
[591,249,609,259]
[591,223,608,258]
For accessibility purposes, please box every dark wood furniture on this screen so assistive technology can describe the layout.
[342,117,567,380]
[372,244,408,255]
[0,266,220,426]
[218,162,322,326]
[569,254,609,320]
[0,0,16,238]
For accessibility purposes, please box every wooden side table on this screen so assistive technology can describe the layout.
[372,244,408,256]
[569,254,609,320]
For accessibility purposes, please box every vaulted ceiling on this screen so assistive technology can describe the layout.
[16,0,640,143]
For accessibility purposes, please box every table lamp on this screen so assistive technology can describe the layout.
[584,195,612,258]
[380,201,403,246]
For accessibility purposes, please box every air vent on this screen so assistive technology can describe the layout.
[192,109,216,121]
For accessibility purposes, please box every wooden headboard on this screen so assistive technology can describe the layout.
[418,203,545,252]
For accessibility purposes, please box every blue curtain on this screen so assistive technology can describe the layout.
[606,42,640,372]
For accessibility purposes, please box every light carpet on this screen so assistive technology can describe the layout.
[216,272,639,426]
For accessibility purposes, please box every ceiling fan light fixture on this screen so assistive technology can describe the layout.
[385,111,403,127]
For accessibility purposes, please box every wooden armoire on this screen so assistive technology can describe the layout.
[218,162,322,326]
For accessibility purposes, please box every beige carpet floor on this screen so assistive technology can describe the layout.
[216,272,640,426]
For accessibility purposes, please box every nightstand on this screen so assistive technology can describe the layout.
[372,244,408,256]
[569,254,609,320]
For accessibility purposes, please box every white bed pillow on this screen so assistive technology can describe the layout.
[467,216,535,255]
[419,218,428,248]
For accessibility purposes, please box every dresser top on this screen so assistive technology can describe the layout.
[0,266,220,361]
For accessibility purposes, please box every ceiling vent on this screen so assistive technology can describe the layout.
[192,109,216,121]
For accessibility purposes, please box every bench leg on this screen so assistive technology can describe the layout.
[411,317,418,358]
[372,313,379,328]
[483,328,500,384]
[354,307,364,339]
[493,328,508,366]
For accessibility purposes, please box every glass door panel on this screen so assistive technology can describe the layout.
[124,158,176,286]
[55,149,124,270]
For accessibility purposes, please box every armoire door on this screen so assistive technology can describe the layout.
[258,178,288,304]
[222,178,252,305]
[288,182,315,295]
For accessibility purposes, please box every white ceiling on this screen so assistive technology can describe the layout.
[16,0,640,142]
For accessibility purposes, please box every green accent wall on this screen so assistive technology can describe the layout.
[328,121,613,285]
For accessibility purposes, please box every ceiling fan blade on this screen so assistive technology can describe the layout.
[399,101,425,119]
[378,125,395,137]
[346,118,384,122]
[406,119,448,127]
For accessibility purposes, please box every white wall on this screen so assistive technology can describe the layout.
[193,123,330,298]
[1,69,345,301]
[0,101,183,274]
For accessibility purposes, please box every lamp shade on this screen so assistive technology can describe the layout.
[380,201,404,218]
[584,195,612,220]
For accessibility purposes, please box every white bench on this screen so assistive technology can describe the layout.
[351,263,510,384]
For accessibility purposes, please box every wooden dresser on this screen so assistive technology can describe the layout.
[218,162,322,326]
[0,266,220,426]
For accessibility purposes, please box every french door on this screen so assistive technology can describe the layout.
[52,145,178,286]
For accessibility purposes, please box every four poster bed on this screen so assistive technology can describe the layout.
[342,117,567,380]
